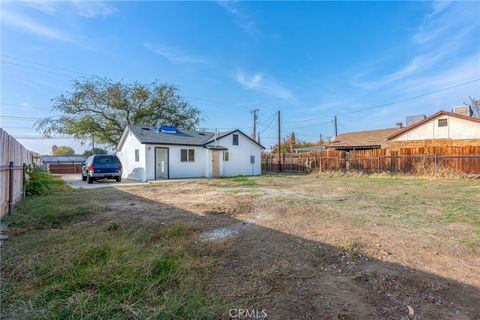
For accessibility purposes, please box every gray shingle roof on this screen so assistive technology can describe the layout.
[127,125,219,146]
[123,125,265,149]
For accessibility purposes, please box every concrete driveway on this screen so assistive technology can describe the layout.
[59,174,204,189]
[59,174,148,189]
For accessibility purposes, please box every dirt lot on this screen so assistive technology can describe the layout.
[3,174,479,319]
[82,174,479,319]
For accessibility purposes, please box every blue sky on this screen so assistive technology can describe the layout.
[1,1,479,154]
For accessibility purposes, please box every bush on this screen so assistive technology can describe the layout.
[25,165,63,196]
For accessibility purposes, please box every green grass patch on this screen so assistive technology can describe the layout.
[1,188,225,319]
[2,189,108,233]
[230,176,258,187]
[209,176,258,189]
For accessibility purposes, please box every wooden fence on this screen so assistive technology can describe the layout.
[0,129,41,216]
[48,163,82,174]
[261,146,480,176]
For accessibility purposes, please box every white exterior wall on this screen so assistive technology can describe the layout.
[216,133,263,176]
[391,115,480,141]
[117,129,263,181]
[145,145,210,180]
[116,132,147,181]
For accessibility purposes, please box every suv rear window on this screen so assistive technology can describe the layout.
[93,156,120,165]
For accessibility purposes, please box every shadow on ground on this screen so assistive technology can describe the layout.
[88,185,480,320]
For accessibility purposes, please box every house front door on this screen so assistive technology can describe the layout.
[155,148,168,179]
[212,150,220,178]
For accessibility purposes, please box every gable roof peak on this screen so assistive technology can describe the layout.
[387,110,480,140]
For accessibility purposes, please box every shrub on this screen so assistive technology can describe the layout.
[25,165,63,196]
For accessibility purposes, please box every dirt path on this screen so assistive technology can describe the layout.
[94,176,480,319]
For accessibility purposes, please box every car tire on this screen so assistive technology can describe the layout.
[115,176,122,182]
[81,174,87,181]
[87,176,94,184]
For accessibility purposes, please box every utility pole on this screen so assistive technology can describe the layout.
[333,115,338,138]
[277,110,282,172]
[251,108,260,141]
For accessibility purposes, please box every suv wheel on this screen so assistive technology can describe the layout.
[115,176,122,182]
[87,176,94,184]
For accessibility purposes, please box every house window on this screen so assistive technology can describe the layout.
[250,155,255,164]
[438,118,448,127]
[233,134,239,145]
[135,149,139,162]
[181,149,195,162]
[224,151,229,161]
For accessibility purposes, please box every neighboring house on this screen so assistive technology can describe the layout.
[387,111,480,142]
[116,125,265,181]
[326,128,401,151]
[41,155,86,174]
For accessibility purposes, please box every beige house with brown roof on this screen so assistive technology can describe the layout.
[327,110,480,151]
[387,111,480,141]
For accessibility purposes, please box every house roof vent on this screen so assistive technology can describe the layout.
[156,126,178,133]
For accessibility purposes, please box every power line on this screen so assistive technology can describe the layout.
[283,119,333,130]
[1,61,78,78]
[1,115,45,120]
[1,54,88,76]
[1,127,36,129]
[340,78,480,116]
[1,55,261,115]
[1,102,52,111]
[282,78,480,126]
[13,135,75,139]
[338,119,348,132]
[259,112,277,134]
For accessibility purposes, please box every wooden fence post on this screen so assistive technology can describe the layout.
[8,161,14,214]
[22,163,26,198]
[377,156,380,173]
[434,154,438,177]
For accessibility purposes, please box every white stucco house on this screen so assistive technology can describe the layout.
[387,111,480,142]
[116,125,265,181]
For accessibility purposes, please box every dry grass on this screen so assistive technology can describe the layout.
[1,188,226,319]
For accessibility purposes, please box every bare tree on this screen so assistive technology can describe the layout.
[464,96,480,118]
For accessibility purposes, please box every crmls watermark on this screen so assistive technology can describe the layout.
[229,308,268,319]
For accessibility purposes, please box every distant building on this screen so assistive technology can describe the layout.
[451,104,473,117]
[41,156,86,174]
[326,128,401,151]
[387,110,480,142]
[326,108,480,151]
[406,114,426,126]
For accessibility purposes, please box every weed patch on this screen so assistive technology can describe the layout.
[2,190,107,232]
[1,189,225,319]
